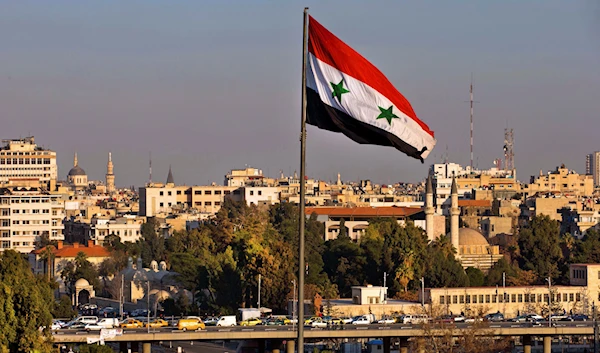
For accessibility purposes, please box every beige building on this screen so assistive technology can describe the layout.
[524,165,594,197]
[423,263,600,318]
[225,167,265,187]
[64,215,146,245]
[0,136,57,191]
[0,186,65,253]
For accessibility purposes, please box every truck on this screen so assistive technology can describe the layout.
[237,308,262,322]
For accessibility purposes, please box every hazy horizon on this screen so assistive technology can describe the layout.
[2,1,599,187]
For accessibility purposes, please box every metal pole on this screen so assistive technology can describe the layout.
[502,272,506,316]
[547,277,551,327]
[298,7,309,353]
[147,281,150,333]
[120,274,124,320]
[292,279,297,330]
[421,278,425,307]
[383,272,386,304]
[593,302,598,353]
[258,274,261,309]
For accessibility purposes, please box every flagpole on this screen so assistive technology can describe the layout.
[298,6,309,353]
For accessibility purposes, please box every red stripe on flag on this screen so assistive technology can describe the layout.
[308,16,434,138]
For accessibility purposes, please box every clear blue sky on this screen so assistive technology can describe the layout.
[1,1,599,186]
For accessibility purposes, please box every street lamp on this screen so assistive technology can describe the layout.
[546,277,551,327]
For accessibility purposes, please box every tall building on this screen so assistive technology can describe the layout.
[0,186,65,253]
[587,152,600,187]
[0,136,57,190]
[106,152,115,193]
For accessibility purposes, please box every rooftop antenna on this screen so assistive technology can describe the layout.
[466,74,479,170]
[149,152,152,184]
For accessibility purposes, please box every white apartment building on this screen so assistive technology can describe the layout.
[88,216,145,244]
[139,185,242,217]
[0,136,57,190]
[0,187,65,253]
[242,186,280,206]
[225,167,265,187]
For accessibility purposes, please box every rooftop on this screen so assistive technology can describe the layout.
[305,206,422,218]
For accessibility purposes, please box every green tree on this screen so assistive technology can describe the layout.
[60,252,100,296]
[466,267,485,287]
[517,215,563,282]
[573,228,600,263]
[52,294,77,319]
[0,250,54,353]
[78,344,115,353]
[38,244,56,281]
[139,218,165,266]
[485,257,517,286]
[424,237,468,288]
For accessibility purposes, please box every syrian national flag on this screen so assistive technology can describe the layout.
[306,16,436,162]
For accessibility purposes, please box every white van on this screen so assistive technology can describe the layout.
[399,314,429,324]
[216,315,237,327]
[84,318,119,331]
[75,316,99,324]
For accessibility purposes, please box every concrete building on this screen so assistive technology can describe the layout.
[225,167,265,187]
[0,136,57,191]
[423,263,600,318]
[29,240,110,294]
[305,206,425,241]
[64,215,146,245]
[586,152,600,187]
[241,186,279,206]
[351,285,388,305]
[0,186,65,253]
[524,165,594,197]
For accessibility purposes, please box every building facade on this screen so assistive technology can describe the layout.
[0,186,65,253]
[0,136,57,191]
[586,152,600,187]
[524,165,594,197]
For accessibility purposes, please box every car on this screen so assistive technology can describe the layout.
[351,316,372,325]
[435,315,455,324]
[264,318,286,326]
[526,314,543,321]
[326,317,344,325]
[145,319,169,328]
[51,320,65,330]
[178,318,205,331]
[119,319,142,328]
[304,317,321,325]
[509,315,529,323]
[484,312,504,322]
[340,317,354,324]
[85,318,120,331]
[464,317,483,323]
[377,317,396,324]
[309,318,327,328]
[572,314,589,321]
[239,317,262,326]
[203,317,218,326]
[453,315,466,322]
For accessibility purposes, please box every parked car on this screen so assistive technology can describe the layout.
[51,320,66,330]
[453,315,466,322]
[340,317,354,324]
[572,314,589,321]
[397,314,429,324]
[351,316,372,325]
[304,317,321,325]
[203,317,218,326]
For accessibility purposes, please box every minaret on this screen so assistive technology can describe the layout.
[166,165,174,186]
[425,175,435,241]
[106,152,115,193]
[450,176,460,257]
[73,152,78,167]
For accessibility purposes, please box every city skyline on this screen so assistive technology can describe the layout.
[2,1,599,186]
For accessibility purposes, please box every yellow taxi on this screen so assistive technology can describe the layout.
[144,319,169,328]
[239,317,262,326]
[119,319,142,328]
[177,318,206,331]
[304,316,320,325]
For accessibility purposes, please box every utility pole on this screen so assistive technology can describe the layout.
[147,281,150,333]
[502,272,506,317]
[292,280,297,330]
[120,274,124,320]
[546,276,552,327]
[420,277,425,307]
[258,274,262,309]
[383,272,387,304]
[594,301,598,353]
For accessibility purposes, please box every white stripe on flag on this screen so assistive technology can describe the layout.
[307,53,435,158]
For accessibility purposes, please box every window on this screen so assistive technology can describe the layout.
[195,202,202,206]
[33,209,39,214]
[160,191,164,196]
[452,295,458,304]
[224,190,231,195]
[205,202,212,206]
[177,190,181,195]
[1,209,8,216]
[159,202,164,207]
[195,190,201,195]
[204,190,212,195]
[1,241,9,248]
[492,295,497,303]
[1,231,8,238]
[250,191,254,196]
[472,295,477,304]
[258,190,262,196]
[485,295,490,303]
[215,190,222,195]
[518,294,523,303]
[440,296,445,305]
[576,293,581,301]
[544,294,549,303]
[12,220,19,225]
[570,293,574,302]
[168,191,172,196]
[42,209,49,214]
[215,201,221,206]
[1,220,8,227]
[13,209,19,214]
[459,295,464,304]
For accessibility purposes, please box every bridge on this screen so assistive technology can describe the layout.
[53,322,599,353]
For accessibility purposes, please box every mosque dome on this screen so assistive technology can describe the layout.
[68,165,87,176]
[451,227,489,246]
[75,278,90,287]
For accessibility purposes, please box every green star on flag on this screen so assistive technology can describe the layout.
[376,105,399,125]
[330,79,350,103]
